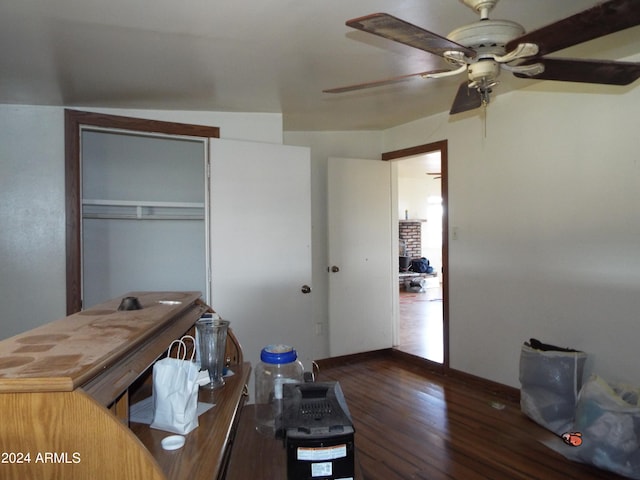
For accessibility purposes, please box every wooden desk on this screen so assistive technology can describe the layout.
[226,405,363,480]
[0,292,249,480]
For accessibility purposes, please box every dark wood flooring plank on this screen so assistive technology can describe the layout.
[318,355,625,480]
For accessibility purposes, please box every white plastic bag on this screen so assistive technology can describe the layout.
[572,376,640,479]
[519,340,587,435]
[150,335,200,435]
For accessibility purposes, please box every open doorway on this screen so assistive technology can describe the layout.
[383,141,449,366]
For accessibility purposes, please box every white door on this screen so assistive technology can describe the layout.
[328,157,394,357]
[209,138,313,374]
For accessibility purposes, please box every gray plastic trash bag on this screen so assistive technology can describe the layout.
[519,339,587,435]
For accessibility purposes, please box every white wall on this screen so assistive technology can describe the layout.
[398,175,441,221]
[0,105,283,340]
[0,106,66,338]
[383,81,640,388]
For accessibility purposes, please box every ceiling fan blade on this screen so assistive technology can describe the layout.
[323,69,450,94]
[514,58,640,85]
[346,13,476,58]
[449,82,482,115]
[506,0,640,57]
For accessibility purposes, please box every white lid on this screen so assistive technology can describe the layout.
[161,435,186,451]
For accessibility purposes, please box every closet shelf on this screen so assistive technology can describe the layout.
[82,199,205,221]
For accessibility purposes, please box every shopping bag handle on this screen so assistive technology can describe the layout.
[181,335,196,362]
[167,335,196,362]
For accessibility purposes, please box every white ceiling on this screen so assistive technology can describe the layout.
[1,0,638,131]
[397,151,441,178]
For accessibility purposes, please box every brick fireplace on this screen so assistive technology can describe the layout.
[399,220,422,258]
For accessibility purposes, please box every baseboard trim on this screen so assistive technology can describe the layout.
[390,349,446,374]
[314,349,392,370]
[444,365,520,403]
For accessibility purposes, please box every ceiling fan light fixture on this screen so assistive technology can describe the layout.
[467,60,500,107]
[468,59,500,84]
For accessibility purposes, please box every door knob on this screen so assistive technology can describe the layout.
[331,266,340,273]
[301,285,312,294]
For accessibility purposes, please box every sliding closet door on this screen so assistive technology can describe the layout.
[81,130,207,308]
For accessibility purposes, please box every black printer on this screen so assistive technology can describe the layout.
[280,382,355,480]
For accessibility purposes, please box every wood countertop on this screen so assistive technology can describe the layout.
[0,291,205,393]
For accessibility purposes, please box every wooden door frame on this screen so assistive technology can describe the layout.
[64,109,220,314]
[382,140,450,367]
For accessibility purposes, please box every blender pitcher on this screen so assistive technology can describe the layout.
[195,317,230,389]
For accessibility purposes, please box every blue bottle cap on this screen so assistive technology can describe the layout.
[260,344,298,364]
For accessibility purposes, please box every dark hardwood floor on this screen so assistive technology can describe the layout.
[317,353,624,480]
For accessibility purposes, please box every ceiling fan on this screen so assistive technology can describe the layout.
[324,0,640,114]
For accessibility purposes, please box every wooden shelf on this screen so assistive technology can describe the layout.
[82,199,205,220]
[132,363,250,480]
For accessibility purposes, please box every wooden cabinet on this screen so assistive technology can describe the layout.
[0,291,250,480]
